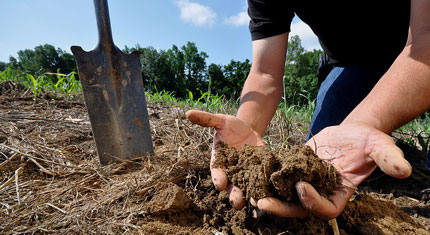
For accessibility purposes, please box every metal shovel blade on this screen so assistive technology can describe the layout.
[71,0,153,165]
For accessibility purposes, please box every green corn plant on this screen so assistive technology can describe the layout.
[63,72,81,99]
[0,67,26,82]
[26,73,43,100]
[56,72,81,99]
[45,70,67,97]
[187,90,194,103]
[0,67,14,81]
[206,94,223,112]
[205,71,212,112]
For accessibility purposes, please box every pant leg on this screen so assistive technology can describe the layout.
[306,64,390,140]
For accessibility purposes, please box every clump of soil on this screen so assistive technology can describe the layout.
[147,182,196,215]
[214,142,339,203]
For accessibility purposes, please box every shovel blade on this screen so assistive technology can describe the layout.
[71,45,153,165]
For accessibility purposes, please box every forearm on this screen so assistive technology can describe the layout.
[343,36,430,133]
[237,70,284,136]
[236,33,288,136]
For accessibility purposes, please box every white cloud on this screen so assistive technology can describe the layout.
[290,20,321,51]
[224,11,249,27]
[176,0,216,27]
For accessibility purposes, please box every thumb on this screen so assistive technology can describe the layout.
[186,110,225,129]
[369,140,412,179]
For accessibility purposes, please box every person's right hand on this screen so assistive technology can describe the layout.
[186,110,265,209]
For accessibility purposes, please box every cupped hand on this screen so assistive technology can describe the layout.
[257,123,412,219]
[186,110,265,209]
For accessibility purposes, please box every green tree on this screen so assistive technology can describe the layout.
[222,59,251,100]
[124,42,249,101]
[8,44,76,76]
[124,45,176,94]
[166,45,186,97]
[0,61,6,71]
[208,63,225,95]
[284,35,322,105]
[181,42,208,96]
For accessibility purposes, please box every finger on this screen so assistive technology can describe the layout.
[369,143,412,179]
[211,168,228,190]
[210,145,228,190]
[296,181,354,220]
[227,184,246,209]
[257,197,309,218]
[186,110,224,129]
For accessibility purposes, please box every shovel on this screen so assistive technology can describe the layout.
[71,0,153,165]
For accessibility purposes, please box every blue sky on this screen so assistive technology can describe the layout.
[0,0,321,66]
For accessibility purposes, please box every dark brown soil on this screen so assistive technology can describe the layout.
[0,81,429,234]
[214,142,338,203]
[340,194,428,234]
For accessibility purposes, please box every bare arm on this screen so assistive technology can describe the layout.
[236,33,289,136]
[343,0,430,132]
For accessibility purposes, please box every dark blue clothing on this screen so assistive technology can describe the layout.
[307,64,390,140]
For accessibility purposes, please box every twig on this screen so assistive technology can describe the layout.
[0,150,9,160]
[0,144,56,176]
[0,144,36,158]
[329,218,340,235]
[0,173,15,191]
[107,222,141,230]
[0,152,19,168]
[177,146,184,160]
[46,203,68,214]
[28,157,55,176]
[29,155,93,172]
[15,167,22,204]
[54,173,97,198]
[0,113,89,125]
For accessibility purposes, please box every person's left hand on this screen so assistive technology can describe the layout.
[257,123,412,219]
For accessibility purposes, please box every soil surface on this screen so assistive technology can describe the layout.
[0,81,430,234]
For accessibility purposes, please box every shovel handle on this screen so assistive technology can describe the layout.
[94,0,115,50]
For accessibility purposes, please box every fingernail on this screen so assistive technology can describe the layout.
[297,185,313,209]
[297,185,307,199]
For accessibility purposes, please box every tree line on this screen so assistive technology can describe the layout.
[0,35,322,105]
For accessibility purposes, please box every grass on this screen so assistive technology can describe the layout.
[1,68,429,154]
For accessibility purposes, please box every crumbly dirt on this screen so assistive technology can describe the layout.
[213,142,339,203]
[0,81,429,234]
[340,194,428,234]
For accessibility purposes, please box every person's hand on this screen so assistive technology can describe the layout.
[257,123,412,219]
[186,110,265,209]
